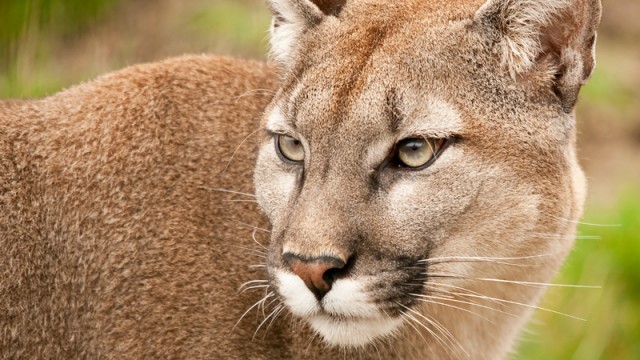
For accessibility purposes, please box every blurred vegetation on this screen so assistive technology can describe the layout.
[0,0,118,96]
[514,193,640,360]
[1,0,638,359]
[0,0,116,63]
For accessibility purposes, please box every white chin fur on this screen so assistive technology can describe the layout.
[309,315,404,347]
[275,270,403,347]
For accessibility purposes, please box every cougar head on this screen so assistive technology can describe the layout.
[254,0,601,348]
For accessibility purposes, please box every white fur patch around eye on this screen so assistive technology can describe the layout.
[275,270,320,317]
[402,97,463,137]
[389,180,417,208]
[308,315,404,347]
[266,107,287,131]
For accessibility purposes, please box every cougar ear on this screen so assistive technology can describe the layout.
[475,0,602,111]
[266,0,346,67]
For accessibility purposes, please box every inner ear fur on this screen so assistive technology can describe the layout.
[266,0,347,68]
[310,0,346,16]
[476,0,602,112]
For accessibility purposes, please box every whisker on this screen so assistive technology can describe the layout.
[222,127,265,174]
[260,297,280,317]
[420,254,551,267]
[399,313,433,352]
[574,235,602,240]
[531,232,602,240]
[414,291,514,320]
[234,220,271,233]
[230,245,266,259]
[251,229,268,250]
[423,282,505,307]
[414,297,497,324]
[423,312,469,359]
[424,272,600,289]
[263,304,287,338]
[239,279,269,288]
[234,291,275,331]
[201,187,256,198]
[542,214,622,227]
[423,254,551,263]
[239,284,270,294]
[223,199,259,204]
[234,88,276,103]
[231,245,266,254]
[398,303,468,359]
[253,304,285,340]
[400,309,455,358]
[444,291,586,321]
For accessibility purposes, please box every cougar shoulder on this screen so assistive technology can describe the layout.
[0,55,286,358]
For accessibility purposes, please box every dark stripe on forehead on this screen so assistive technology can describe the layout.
[331,22,393,116]
[385,89,402,133]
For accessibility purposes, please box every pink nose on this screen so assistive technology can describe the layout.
[283,254,347,299]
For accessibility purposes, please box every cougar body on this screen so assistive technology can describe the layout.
[1,0,601,358]
[0,56,285,358]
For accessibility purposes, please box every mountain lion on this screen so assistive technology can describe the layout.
[0,0,601,359]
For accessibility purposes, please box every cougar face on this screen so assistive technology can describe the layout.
[254,0,600,351]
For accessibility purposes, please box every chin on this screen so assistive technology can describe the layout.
[308,314,404,347]
[275,270,405,347]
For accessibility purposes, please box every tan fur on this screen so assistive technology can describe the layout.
[256,0,601,358]
[1,0,601,358]
[0,55,285,358]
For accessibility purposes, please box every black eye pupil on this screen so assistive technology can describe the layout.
[405,141,422,151]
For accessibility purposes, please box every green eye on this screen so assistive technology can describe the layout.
[396,138,445,169]
[276,134,305,163]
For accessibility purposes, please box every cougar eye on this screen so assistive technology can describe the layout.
[395,138,445,169]
[275,134,305,163]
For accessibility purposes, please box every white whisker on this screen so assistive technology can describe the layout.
[263,304,287,338]
[234,292,275,331]
[203,187,257,198]
[400,313,433,352]
[425,272,600,289]
[401,309,454,357]
[414,291,514,320]
[234,221,271,233]
[421,254,550,267]
[253,304,285,340]
[251,229,268,250]
[398,303,468,358]
[542,214,622,227]
[222,127,265,174]
[224,199,259,204]
[445,291,586,321]
[234,88,276,103]
[239,285,270,294]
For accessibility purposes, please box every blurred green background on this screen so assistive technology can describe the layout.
[1,0,638,358]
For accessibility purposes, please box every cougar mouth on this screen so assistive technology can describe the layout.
[308,314,404,347]
[274,270,406,347]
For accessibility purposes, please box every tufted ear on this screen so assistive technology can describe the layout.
[475,0,602,111]
[266,0,346,68]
